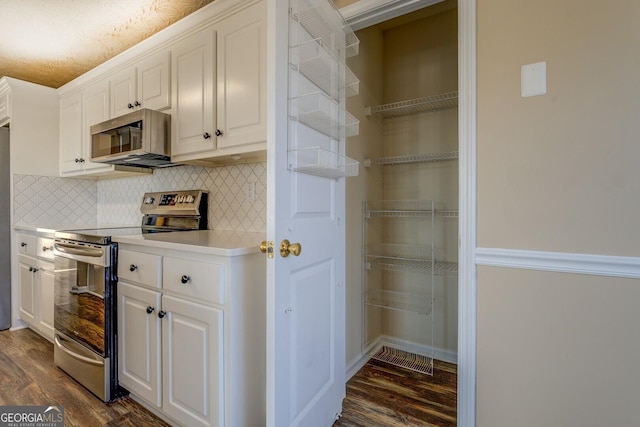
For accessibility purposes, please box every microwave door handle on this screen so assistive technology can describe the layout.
[54,243,104,258]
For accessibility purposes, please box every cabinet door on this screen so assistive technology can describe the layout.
[59,92,84,174]
[171,29,216,157]
[37,260,55,340]
[111,67,137,118]
[216,1,266,150]
[118,282,162,407]
[138,51,171,111]
[83,80,113,172]
[162,295,223,427]
[18,257,35,325]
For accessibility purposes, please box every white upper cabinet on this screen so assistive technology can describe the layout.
[59,81,118,176]
[82,80,115,172]
[111,51,171,117]
[171,29,216,157]
[110,67,137,118]
[59,91,84,174]
[171,0,266,164]
[216,1,266,151]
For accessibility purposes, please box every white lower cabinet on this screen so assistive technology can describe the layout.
[17,254,55,340]
[117,244,264,427]
[162,295,223,427]
[16,232,55,341]
[18,255,36,325]
[118,282,162,406]
[36,259,55,338]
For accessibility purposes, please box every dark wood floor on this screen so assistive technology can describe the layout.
[0,328,170,427]
[0,328,457,426]
[335,358,457,427]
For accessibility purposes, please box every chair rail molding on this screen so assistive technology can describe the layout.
[476,247,640,279]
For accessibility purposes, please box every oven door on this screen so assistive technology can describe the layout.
[53,241,109,356]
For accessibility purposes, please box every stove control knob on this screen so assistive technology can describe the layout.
[144,196,155,205]
[186,195,195,203]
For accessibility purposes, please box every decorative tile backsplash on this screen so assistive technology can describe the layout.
[13,162,267,232]
[13,174,97,226]
[97,163,266,231]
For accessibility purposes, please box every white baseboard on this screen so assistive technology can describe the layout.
[346,353,370,380]
[346,335,458,380]
[476,247,640,279]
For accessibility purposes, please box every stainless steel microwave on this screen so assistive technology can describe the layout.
[90,108,172,168]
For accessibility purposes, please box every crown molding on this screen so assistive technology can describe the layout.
[339,0,445,31]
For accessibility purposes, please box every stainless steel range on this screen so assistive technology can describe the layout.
[53,190,207,402]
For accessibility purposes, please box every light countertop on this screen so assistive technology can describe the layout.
[13,223,134,235]
[113,230,265,256]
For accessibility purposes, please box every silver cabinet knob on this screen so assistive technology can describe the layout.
[180,275,190,284]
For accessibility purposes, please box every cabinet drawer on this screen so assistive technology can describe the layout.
[37,237,55,260]
[118,250,162,288]
[163,257,225,304]
[16,234,37,257]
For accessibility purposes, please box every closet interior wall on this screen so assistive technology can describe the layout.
[345,1,459,374]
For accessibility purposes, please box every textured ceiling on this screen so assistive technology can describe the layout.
[0,0,215,88]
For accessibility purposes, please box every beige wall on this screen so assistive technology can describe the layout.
[477,267,640,426]
[478,0,640,256]
[477,1,640,425]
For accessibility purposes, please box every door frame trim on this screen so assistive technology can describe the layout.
[340,1,477,425]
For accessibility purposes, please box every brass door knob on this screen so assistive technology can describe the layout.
[260,241,267,253]
[280,239,301,257]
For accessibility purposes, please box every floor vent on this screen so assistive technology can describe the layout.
[371,345,434,375]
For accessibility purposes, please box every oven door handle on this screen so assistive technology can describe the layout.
[54,242,104,258]
[54,335,104,367]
